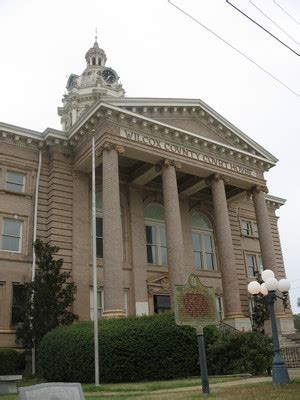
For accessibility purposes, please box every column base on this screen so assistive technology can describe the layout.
[102,309,126,319]
[264,315,296,336]
[223,317,252,332]
[135,302,149,316]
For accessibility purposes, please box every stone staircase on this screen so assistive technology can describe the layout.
[279,333,300,348]
[280,332,300,368]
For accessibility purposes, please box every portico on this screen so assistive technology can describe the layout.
[66,94,288,331]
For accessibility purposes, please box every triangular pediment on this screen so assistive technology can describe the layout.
[98,97,277,164]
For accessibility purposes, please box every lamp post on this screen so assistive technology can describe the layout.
[248,269,290,385]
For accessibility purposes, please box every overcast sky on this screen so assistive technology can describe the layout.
[1,0,299,312]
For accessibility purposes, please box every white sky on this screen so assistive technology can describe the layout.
[1,0,299,312]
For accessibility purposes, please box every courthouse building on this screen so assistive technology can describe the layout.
[0,39,294,347]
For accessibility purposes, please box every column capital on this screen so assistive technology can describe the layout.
[96,141,125,156]
[250,185,269,195]
[155,159,181,172]
[205,173,230,186]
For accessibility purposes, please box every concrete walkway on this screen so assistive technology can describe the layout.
[85,369,300,398]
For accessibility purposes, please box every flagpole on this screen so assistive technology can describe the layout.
[92,134,100,385]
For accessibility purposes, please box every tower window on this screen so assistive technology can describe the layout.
[92,58,96,65]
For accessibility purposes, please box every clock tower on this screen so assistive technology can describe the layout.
[58,37,125,131]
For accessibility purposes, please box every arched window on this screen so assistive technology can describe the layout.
[144,204,167,266]
[191,212,216,270]
[92,57,96,65]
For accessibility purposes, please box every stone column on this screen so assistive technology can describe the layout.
[252,186,276,270]
[101,142,125,318]
[129,186,149,316]
[210,174,244,322]
[252,186,285,316]
[161,160,185,304]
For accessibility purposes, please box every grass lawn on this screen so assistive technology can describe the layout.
[0,377,299,399]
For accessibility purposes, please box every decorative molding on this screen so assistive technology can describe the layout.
[250,185,269,195]
[205,173,230,185]
[155,159,182,171]
[96,142,125,156]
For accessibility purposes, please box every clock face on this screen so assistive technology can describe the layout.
[102,69,117,84]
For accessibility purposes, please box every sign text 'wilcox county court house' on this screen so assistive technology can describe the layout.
[121,129,256,177]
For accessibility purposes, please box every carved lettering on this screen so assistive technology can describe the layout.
[121,129,256,177]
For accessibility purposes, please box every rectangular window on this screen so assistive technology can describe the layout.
[204,234,214,270]
[96,217,103,258]
[192,232,202,270]
[257,255,263,273]
[154,295,171,314]
[2,219,22,252]
[252,223,258,237]
[245,253,263,277]
[241,220,259,238]
[145,224,167,266]
[159,227,167,266]
[146,225,158,264]
[89,289,103,320]
[246,254,256,277]
[192,231,215,270]
[241,221,251,236]
[124,290,129,316]
[6,171,25,193]
[215,296,223,322]
[11,285,25,326]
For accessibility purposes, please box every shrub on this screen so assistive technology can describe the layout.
[206,331,273,375]
[38,313,273,383]
[0,348,25,374]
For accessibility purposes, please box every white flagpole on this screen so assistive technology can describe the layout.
[92,135,100,385]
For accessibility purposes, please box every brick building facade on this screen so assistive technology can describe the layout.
[0,39,294,347]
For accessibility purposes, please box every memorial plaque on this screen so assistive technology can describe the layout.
[18,383,84,400]
[174,274,218,333]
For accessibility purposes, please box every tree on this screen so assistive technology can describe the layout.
[16,240,78,348]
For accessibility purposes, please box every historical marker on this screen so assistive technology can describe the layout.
[174,274,219,395]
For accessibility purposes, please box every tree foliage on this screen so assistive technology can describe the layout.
[16,239,78,348]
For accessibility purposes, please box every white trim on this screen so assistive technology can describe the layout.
[1,218,22,253]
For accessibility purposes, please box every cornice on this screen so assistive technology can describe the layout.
[67,103,274,173]
[95,97,278,163]
[0,100,279,173]
[265,194,286,208]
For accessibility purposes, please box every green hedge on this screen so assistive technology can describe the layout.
[0,349,25,375]
[38,313,273,383]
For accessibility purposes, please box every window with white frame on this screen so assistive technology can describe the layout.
[6,171,25,193]
[241,220,259,237]
[96,193,103,258]
[89,288,103,320]
[215,296,223,322]
[124,290,129,316]
[144,204,167,266]
[245,253,263,277]
[191,212,216,270]
[2,219,22,252]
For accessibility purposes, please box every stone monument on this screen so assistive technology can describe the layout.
[18,382,85,400]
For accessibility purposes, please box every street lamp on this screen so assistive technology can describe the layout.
[248,269,290,385]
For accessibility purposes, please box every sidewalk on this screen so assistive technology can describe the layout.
[85,369,300,398]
